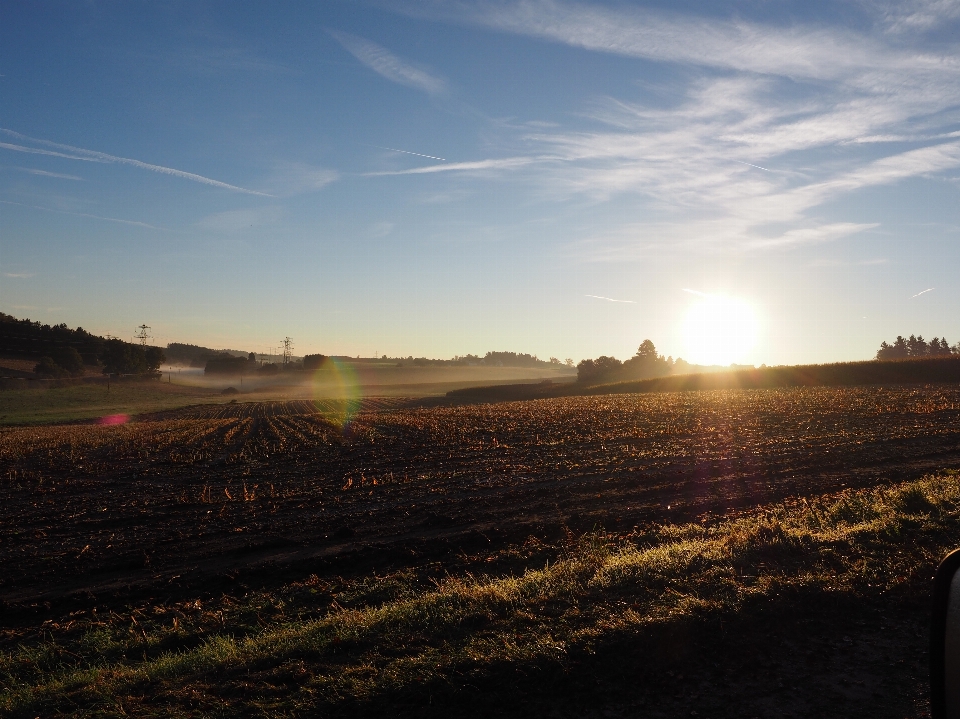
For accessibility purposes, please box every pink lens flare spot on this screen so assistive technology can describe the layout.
[98,414,130,426]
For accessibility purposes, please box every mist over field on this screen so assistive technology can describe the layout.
[160,360,576,398]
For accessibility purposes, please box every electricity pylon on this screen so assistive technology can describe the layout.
[134,325,152,346]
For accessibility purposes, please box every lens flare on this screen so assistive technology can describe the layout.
[97,414,130,425]
[310,358,363,432]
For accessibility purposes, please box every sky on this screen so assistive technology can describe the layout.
[2,0,960,366]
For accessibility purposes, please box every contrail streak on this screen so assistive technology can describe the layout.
[0,141,106,163]
[0,199,163,229]
[585,294,635,303]
[367,144,446,161]
[0,129,272,196]
[732,159,773,172]
[910,287,935,298]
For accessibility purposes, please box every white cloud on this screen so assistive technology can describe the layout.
[264,162,338,196]
[3,271,35,278]
[432,1,960,80]
[874,0,960,33]
[384,2,960,258]
[329,30,446,95]
[366,156,538,175]
[746,223,879,249]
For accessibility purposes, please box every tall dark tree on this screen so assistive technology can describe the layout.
[51,346,85,375]
[622,339,672,380]
[144,347,165,372]
[877,336,908,360]
[101,339,148,375]
[576,356,623,383]
[636,339,658,359]
[893,336,909,357]
[34,356,66,378]
[932,337,953,356]
[907,334,928,357]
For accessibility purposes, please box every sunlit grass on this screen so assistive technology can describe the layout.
[0,382,217,426]
[3,471,958,716]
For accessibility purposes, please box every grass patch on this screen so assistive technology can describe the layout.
[3,471,958,716]
[0,382,219,426]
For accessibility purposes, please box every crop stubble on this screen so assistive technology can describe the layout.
[2,385,960,610]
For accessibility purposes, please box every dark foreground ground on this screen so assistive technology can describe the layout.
[1,385,955,716]
[344,590,930,719]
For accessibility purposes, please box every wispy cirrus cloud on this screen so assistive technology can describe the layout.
[421,0,960,80]
[746,223,879,250]
[11,167,83,180]
[365,156,538,175]
[3,271,35,278]
[385,1,960,257]
[585,294,634,303]
[263,162,339,196]
[0,199,163,229]
[0,129,271,196]
[875,0,960,33]
[329,30,446,95]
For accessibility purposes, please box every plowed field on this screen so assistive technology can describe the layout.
[4,385,960,609]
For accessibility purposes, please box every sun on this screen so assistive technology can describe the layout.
[681,294,759,366]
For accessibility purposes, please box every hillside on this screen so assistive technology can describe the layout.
[447,355,960,403]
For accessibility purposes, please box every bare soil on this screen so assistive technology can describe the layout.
[1,385,955,716]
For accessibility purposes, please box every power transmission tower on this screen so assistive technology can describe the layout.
[282,337,293,367]
[134,325,152,346]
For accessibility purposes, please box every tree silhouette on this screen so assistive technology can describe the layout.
[907,335,928,357]
[577,340,673,383]
[930,337,952,356]
[877,334,954,360]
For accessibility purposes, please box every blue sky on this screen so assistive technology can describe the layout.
[2,1,960,365]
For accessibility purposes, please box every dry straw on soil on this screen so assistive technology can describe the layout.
[2,470,959,716]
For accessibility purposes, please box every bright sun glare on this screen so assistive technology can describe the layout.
[681,294,759,366]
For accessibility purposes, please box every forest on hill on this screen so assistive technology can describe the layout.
[0,312,163,377]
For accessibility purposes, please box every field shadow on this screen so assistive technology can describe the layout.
[328,587,930,719]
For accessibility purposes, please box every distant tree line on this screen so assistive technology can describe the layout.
[99,339,165,376]
[205,353,331,375]
[577,340,674,384]
[876,334,956,360]
[204,353,259,375]
[0,312,104,363]
[303,354,329,370]
[166,342,249,368]
[0,312,164,377]
[393,351,571,368]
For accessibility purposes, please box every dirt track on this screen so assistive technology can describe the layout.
[3,386,960,613]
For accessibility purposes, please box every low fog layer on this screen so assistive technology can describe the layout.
[160,361,576,399]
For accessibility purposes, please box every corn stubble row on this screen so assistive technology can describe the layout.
[1,386,959,593]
